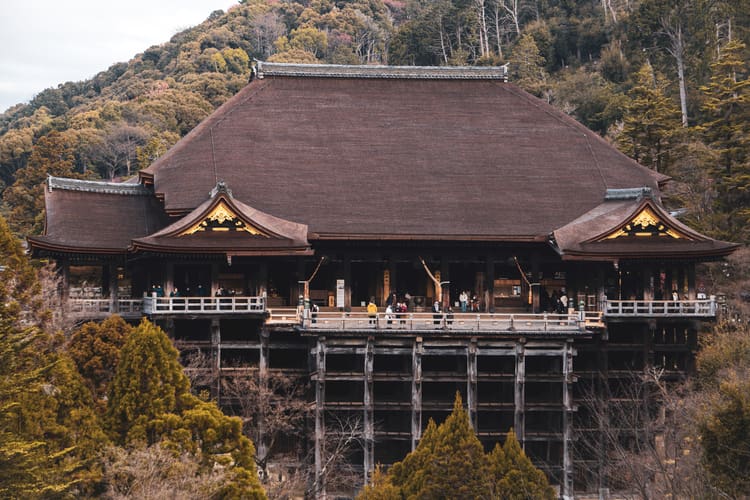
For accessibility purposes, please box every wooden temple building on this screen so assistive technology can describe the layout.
[28,62,738,498]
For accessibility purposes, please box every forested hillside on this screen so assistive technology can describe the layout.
[1,0,749,242]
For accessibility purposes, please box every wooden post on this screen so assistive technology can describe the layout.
[343,256,352,310]
[514,341,525,445]
[562,340,575,500]
[486,256,495,312]
[315,337,327,499]
[411,337,423,451]
[107,261,118,313]
[364,337,375,483]
[211,318,221,400]
[257,328,270,469]
[467,339,478,430]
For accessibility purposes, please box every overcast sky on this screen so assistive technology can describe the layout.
[0,0,239,112]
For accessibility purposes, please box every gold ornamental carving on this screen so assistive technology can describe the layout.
[603,207,686,240]
[179,202,270,237]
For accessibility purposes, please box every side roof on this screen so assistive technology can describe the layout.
[27,177,169,255]
[141,63,668,240]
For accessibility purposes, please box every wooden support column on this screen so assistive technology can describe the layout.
[60,257,70,315]
[364,337,375,482]
[343,256,352,310]
[514,341,525,445]
[257,328,270,470]
[440,258,450,309]
[258,262,268,298]
[562,340,575,500]
[108,262,118,313]
[411,337,423,451]
[211,318,221,400]
[211,262,220,296]
[314,337,327,500]
[486,257,495,312]
[687,262,696,299]
[164,262,174,296]
[467,339,478,430]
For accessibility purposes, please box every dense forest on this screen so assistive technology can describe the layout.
[0,0,749,244]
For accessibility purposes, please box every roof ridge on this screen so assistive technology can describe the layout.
[256,61,508,81]
[47,176,151,196]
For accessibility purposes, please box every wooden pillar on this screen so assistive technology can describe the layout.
[258,262,268,297]
[108,262,118,313]
[486,257,495,312]
[562,340,575,500]
[514,341,525,445]
[211,262,219,296]
[441,258,450,309]
[314,337,327,499]
[211,318,221,400]
[60,257,70,314]
[411,337,423,451]
[343,256,352,310]
[364,337,375,482]
[467,338,478,430]
[687,262,696,299]
[164,262,174,297]
[257,328,270,468]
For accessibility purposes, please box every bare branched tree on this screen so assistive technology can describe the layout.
[575,368,712,499]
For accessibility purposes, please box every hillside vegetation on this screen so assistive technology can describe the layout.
[1,0,749,242]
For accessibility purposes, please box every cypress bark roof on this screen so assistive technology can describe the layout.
[141,66,668,240]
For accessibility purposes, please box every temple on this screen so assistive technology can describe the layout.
[29,62,738,498]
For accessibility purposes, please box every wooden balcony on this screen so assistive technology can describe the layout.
[604,299,716,318]
[143,296,265,315]
[68,299,143,319]
[300,311,590,335]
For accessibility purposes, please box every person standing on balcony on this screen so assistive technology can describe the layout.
[367,298,378,326]
[459,290,468,312]
[433,299,442,326]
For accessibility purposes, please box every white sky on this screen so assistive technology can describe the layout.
[0,0,239,113]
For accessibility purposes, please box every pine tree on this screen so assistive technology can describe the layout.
[617,63,682,174]
[699,39,750,242]
[105,319,266,498]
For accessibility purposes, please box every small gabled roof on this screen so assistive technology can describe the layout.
[27,176,169,255]
[552,188,739,260]
[130,182,311,256]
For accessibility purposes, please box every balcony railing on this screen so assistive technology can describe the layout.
[143,296,265,315]
[302,311,588,334]
[68,299,143,317]
[604,299,716,317]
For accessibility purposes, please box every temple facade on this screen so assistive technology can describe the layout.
[29,62,737,498]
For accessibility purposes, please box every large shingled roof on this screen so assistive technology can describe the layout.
[141,63,667,240]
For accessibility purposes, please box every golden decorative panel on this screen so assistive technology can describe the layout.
[603,207,686,240]
[179,202,270,237]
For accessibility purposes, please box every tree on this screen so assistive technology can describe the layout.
[105,319,266,499]
[488,430,556,499]
[617,63,682,173]
[68,315,134,411]
[0,214,107,497]
[509,33,548,98]
[699,39,750,242]
[362,392,554,499]
[2,130,79,235]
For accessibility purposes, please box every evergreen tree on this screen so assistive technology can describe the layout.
[489,430,556,500]
[699,39,750,241]
[0,214,107,497]
[509,34,549,98]
[68,315,134,412]
[105,319,266,498]
[617,63,682,174]
[388,393,492,498]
